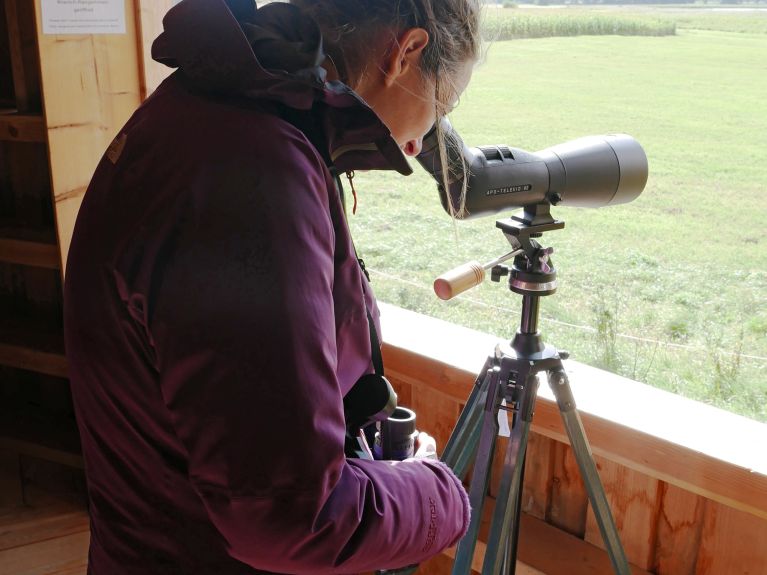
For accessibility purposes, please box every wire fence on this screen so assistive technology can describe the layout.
[368,267,767,364]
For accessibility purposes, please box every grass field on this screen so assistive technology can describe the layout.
[347,10,767,422]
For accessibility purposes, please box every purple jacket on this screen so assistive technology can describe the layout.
[63,1,469,573]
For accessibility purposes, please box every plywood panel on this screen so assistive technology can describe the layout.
[410,383,461,455]
[548,440,588,537]
[695,501,767,575]
[387,376,413,413]
[520,433,555,521]
[584,455,661,571]
[32,0,142,272]
[486,406,556,513]
[654,482,705,575]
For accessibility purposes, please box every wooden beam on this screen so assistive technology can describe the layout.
[0,237,60,269]
[4,0,30,111]
[0,406,82,469]
[0,310,67,377]
[0,437,83,470]
[0,112,46,142]
[0,342,68,378]
[440,512,651,575]
[518,513,651,575]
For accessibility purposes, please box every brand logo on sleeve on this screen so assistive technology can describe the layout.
[422,497,437,552]
[106,133,127,164]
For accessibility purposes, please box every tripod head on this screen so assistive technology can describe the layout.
[491,202,563,298]
[434,203,563,300]
[493,204,564,359]
[433,203,566,359]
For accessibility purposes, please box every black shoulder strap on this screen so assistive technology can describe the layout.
[366,307,385,376]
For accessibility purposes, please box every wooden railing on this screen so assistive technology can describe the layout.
[379,303,767,575]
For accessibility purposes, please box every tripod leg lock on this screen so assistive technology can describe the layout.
[516,376,539,423]
[549,369,577,413]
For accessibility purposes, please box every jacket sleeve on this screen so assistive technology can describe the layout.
[149,126,469,574]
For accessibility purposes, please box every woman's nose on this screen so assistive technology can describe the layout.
[402,138,423,157]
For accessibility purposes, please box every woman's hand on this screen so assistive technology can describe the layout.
[414,431,438,460]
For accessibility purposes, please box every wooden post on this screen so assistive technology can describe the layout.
[4,0,41,113]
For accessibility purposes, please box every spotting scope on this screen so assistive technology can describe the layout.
[415,119,648,218]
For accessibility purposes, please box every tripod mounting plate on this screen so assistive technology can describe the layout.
[496,216,565,237]
[503,202,566,231]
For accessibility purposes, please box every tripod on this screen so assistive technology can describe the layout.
[429,204,630,574]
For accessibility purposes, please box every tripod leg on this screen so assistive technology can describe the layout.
[376,360,498,575]
[505,457,525,575]
[483,368,540,575]
[442,356,494,481]
[452,366,504,575]
[549,368,631,575]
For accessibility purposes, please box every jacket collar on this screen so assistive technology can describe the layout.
[152,0,412,175]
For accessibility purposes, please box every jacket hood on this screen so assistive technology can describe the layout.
[152,0,412,175]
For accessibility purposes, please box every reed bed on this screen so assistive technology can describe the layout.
[482,12,677,40]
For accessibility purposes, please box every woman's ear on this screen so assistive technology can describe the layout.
[382,28,430,87]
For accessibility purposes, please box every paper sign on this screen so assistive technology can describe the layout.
[42,0,126,35]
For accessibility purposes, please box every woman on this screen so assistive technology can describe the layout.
[64,0,481,572]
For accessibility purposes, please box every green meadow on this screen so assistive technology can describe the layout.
[347,7,767,422]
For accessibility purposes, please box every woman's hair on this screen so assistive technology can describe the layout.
[289,0,481,114]
[289,0,482,217]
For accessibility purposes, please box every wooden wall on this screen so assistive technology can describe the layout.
[380,303,767,575]
[1,0,71,478]
[0,0,148,493]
